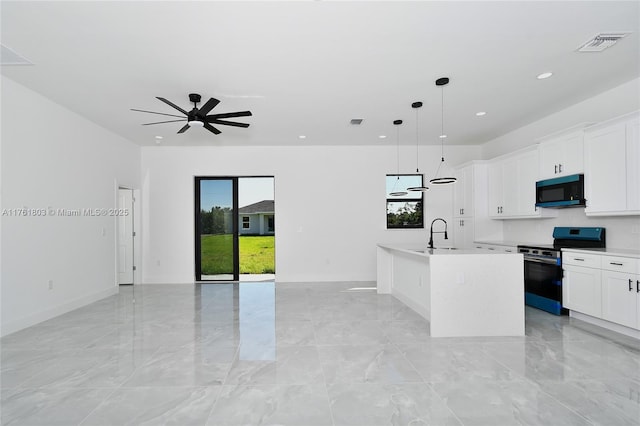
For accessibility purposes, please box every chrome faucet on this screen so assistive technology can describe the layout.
[428,218,448,249]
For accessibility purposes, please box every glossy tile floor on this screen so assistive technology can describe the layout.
[2,282,640,425]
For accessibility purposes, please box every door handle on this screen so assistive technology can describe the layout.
[629,279,633,291]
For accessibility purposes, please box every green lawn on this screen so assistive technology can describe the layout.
[200,234,275,275]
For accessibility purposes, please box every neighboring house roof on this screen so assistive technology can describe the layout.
[238,200,274,214]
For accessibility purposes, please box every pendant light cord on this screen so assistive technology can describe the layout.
[440,86,445,160]
[415,107,420,173]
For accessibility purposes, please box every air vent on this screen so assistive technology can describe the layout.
[350,119,363,125]
[577,32,631,52]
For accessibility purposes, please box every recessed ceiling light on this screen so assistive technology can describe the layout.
[475,111,486,117]
[378,135,387,139]
[537,72,553,80]
[155,136,163,139]
[439,134,447,139]
[298,135,307,139]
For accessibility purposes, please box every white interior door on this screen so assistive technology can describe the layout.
[118,188,134,284]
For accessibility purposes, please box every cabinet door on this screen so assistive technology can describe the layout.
[559,132,584,177]
[453,218,474,249]
[626,118,640,211]
[515,150,539,216]
[453,166,473,217]
[584,122,627,214]
[601,270,637,329]
[538,132,584,179]
[501,157,519,216]
[487,162,503,218]
[539,139,564,179]
[563,265,602,317]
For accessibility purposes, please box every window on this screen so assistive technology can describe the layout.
[386,174,424,229]
[242,216,250,229]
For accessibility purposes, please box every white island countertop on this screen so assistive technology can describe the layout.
[377,243,511,257]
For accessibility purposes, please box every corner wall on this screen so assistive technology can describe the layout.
[1,76,141,335]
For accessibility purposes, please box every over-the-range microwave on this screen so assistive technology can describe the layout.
[535,174,586,208]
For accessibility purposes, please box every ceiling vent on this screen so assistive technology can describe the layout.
[0,44,33,65]
[577,32,631,52]
[350,119,363,125]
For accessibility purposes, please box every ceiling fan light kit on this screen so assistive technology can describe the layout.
[430,77,457,185]
[132,93,252,135]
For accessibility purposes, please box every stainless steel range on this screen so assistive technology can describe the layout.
[517,227,606,315]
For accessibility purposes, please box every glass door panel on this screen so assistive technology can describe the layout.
[196,178,238,281]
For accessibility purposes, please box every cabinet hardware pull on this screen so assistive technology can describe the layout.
[559,164,563,173]
[637,280,639,293]
[554,165,558,174]
[610,262,624,266]
[574,258,585,261]
[629,279,633,291]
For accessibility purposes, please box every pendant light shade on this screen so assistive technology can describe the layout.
[389,119,408,197]
[430,77,457,185]
[407,101,430,192]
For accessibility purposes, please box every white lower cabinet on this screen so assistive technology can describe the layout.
[602,270,639,329]
[563,264,602,318]
[563,250,640,332]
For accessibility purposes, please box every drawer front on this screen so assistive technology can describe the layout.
[563,252,601,268]
[601,256,639,274]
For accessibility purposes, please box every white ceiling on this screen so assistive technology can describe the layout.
[1,1,639,147]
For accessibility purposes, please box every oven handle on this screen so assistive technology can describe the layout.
[523,257,561,265]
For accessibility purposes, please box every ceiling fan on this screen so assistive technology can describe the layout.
[131,93,252,135]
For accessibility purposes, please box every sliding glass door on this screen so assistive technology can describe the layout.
[195,177,239,281]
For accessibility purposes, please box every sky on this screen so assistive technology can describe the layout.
[200,177,274,211]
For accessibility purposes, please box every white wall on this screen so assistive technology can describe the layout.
[141,144,481,284]
[479,77,640,250]
[1,76,141,335]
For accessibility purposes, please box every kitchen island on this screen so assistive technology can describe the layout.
[377,244,524,337]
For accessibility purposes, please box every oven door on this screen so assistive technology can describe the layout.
[523,257,564,315]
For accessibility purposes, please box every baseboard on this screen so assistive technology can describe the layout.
[1,286,118,337]
[570,311,640,340]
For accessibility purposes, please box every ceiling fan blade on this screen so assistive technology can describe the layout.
[141,119,187,126]
[206,111,252,120]
[198,98,220,116]
[130,108,185,118]
[156,97,189,115]
[204,123,222,135]
[209,119,250,128]
[177,124,190,134]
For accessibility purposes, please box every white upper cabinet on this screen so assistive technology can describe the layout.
[487,149,554,219]
[584,112,640,216]
[453,165,473,218]
[538,129,585,180]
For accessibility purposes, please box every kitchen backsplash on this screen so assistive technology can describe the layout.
[503,208,640,250]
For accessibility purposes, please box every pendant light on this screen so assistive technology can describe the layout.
[388,119,408,197]
[430,77,457,185]
[407,101,430,192]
